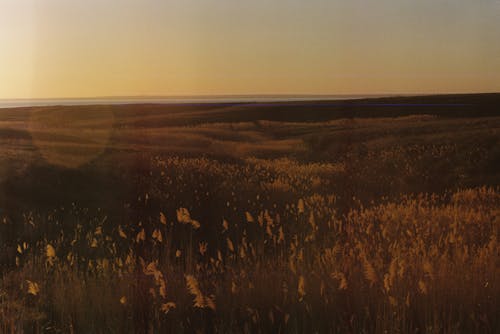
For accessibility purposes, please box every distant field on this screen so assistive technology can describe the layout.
[1,94,499,211]
[0,94,499,333]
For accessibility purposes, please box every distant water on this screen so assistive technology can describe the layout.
[0,95,390,109]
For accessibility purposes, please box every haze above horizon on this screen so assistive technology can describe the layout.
[1,0,499,99]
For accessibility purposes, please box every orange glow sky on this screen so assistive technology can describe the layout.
[1,0,499,99]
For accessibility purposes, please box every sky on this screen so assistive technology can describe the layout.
[1,0,499,99]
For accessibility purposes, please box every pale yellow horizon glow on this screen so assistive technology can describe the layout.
[1,0,499,99]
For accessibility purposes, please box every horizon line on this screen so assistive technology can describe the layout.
[2,91,500,102]
[1,92,498,109]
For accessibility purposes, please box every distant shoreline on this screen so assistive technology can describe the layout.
[0,95,388,108]
[0,92,498,109]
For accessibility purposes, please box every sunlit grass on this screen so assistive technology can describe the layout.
[0,154,498,333]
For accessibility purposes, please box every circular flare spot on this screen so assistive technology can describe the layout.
[29,106,114,168]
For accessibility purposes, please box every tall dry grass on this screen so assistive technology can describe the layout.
[0,156,498,333]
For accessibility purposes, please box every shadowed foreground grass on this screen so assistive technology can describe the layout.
[0,156,498,333]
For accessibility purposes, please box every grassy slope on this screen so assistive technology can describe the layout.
[0,93,499,332]
[0,93,498,212]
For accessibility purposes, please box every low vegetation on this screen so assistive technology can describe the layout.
[0,97,499,332]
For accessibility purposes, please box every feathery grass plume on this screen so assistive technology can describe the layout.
[160,212,167,225]
[239,245,246,259]
[204,295,216,311]
[362,256,378,287]
[159,279,167,299]
[297,198,305,214]
[97,258,109,271]
[125,252,134,267]
[298,275,306,301]
[185,275,216,310]
[331,272,348,290]
[152,229,163,242]
[418,280,428,294]
[176,208,200,229]
[199,241,208,256]
[245,211,254,223]
[422,260,434,280]
[264,210,273,226]
[66,252,75,266]
[222,219,229,232]
[231,281,237,294]
[46,244,55,258]
[297,248,304,262]
[383,274,391,293]
[388,258,397,283]
[308,212,317,230]
[217,251,223,262]
[305,212,317,242]
[144,261,163,282]
[118,225,127,239]
[384,255,398,293]
[278,226,285,244]
[160,302,176,314]
[46,244,56,265]
[227,238,235,252]
[26,280,40,296]
[266,224,273,238]
[144,261,168,298]
[398,259,406,279]
[136,228,146,243]
[241,236,248,250]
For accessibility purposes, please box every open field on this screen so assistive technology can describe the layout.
[0,94,499,333]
